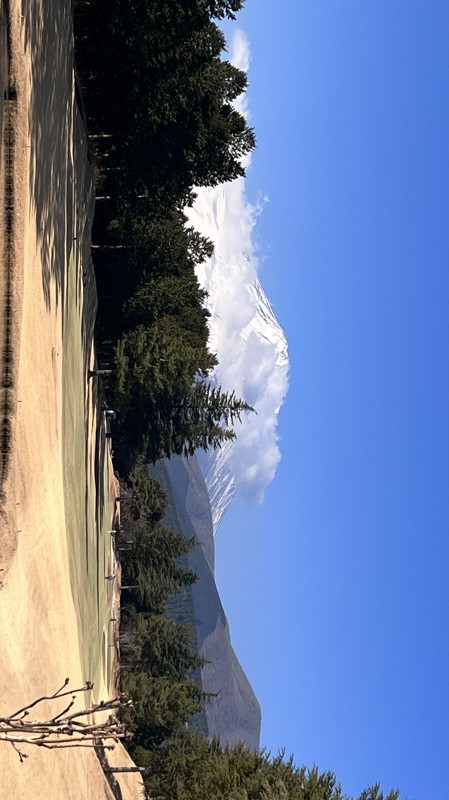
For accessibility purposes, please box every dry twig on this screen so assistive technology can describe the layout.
[0,680,132,762]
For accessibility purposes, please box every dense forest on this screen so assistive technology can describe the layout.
[74,1,400,798]
[74,0,255,466]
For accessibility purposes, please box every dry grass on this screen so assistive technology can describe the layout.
[0,1,143,797]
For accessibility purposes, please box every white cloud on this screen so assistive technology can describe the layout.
[229,30,251,152]
[231,28,251,73]
[187,31,289,525]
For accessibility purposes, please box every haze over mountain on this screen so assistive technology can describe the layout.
[151,456,262,750]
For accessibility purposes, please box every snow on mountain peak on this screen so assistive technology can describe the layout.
[187,180,289,532]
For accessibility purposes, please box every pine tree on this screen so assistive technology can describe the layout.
[121,458,166,522]
[114,322,253,460]
[141,730,401,800]
[120,673,205,751]
[121,614,205,680]
[123,275,211,351]
[121,522,198,613]
[165,382,254,457]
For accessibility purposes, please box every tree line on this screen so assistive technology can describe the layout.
[116,460,208,754]
[74,0,255,466]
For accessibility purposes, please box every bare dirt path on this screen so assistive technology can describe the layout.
[0,2,143,797]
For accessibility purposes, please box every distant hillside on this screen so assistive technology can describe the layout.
[149,455,261,751]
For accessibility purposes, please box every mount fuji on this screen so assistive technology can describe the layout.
[187,181,289,532]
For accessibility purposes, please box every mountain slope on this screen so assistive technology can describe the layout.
[150,455,261,751]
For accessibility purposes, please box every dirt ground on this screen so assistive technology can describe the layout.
[0,2,143,798]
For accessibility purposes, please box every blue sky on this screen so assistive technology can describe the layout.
[215,2,448,799]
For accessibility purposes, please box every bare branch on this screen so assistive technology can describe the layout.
[0,680,131,762]
[11,741,28,763]
[2,679,89,723]
[50,696,78,723]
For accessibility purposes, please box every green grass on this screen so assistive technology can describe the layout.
[62,244,116,700]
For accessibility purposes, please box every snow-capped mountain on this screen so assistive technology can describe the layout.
[187,182,289,533]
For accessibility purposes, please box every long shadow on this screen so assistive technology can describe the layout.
[83,372,108,616]
[22,0,114,691]
[94,742,124,800]
[22,0,104,567]
[93,396,107,613]
[21,0,93,324]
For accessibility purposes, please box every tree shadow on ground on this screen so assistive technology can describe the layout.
[94,742,124,800]
[21,0,116,695]
[21,0,94,328]
[21,0,105,560]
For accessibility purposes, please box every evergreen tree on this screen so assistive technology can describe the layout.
[164,382,254,457]
[196,0,245,21]
[120,673,205,750]
[76,0,256,201]
[141,731,401,800]
[122,522,197,613]
[114,322,252,461]
[120,613,205,679]
[121,458,167,522]
[123,275,211,350]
